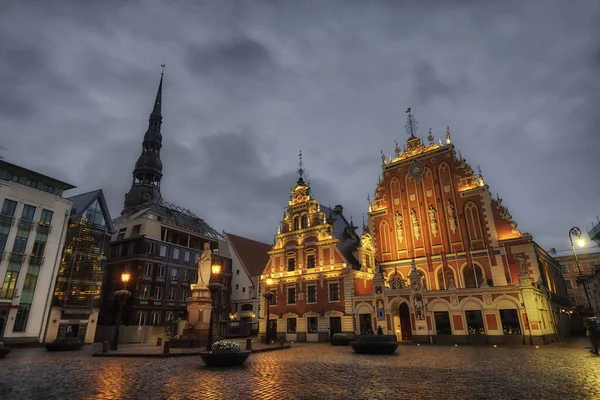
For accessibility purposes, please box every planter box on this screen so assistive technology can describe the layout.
[45,341,85,352]
[200,350,251,367]
[0,347,11,359]
[330,337,351,346]
[350,341,398,355]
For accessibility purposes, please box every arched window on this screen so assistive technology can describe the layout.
[437,267,456,290]
[301,215,308,229]
[463,264,484,288]
[293,216,300,230]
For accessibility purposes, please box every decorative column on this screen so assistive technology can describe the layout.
[408,259,428,342]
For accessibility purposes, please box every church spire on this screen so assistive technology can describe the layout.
[122,67,166,214]
[152,64,165,117]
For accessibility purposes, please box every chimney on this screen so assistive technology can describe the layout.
[333,205,343,214]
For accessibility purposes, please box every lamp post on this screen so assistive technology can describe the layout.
[206,263,222,351]
[110,271,131,351]
[263,277,274,345]
[569,227,592,314]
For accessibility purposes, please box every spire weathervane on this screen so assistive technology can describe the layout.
[427,128,434,144]
[405,107,418,138]
[297,150,305,182]
[161,63,166,75]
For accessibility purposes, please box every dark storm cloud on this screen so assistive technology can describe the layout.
[0,0,599,252]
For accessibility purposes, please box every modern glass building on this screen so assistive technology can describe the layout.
[44,189,114,343]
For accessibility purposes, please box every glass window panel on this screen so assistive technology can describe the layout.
[21,205,36,221]
[1,200,17,217]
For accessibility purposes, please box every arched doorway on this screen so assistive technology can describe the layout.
[399,302,412,341]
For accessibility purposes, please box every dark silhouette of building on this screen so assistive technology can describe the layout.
[98,71,231,343]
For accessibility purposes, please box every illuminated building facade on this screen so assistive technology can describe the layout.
[44,190,114,343]
[258,154,366,342]
[357,110,570,344]
[0,160,74,344]
[98,72,232,342]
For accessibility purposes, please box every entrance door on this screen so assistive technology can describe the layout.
[399,303,412,341]
[267,319,277,342]
[0,308,8,339]
[329,317,342,338]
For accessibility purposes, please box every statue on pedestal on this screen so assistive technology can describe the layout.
[197,242,212,289]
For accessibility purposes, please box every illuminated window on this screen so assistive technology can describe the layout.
[140,286,150,299]
[307,316,318,333]
[287,318,297,333]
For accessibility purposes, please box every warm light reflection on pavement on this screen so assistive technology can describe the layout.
[1,341,600,399]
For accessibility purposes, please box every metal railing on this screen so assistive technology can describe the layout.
[9,253,25,264]
[0,215,14,227]
[29,255,44,266]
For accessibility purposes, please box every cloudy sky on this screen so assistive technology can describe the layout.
[1,1,599,254]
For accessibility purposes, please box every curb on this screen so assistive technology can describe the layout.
[91,345,292,358]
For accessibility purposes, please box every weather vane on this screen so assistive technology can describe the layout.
[161,64,166,75]
[427,128,434,144]
[405,107,418,138]
[297,150,304,179]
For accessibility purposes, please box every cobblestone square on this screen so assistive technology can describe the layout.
[1,341,599,399]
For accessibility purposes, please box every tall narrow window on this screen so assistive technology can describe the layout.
[306,255,315,269]
[301,215,308,229]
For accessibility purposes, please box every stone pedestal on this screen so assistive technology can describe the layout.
[182,284,213,343]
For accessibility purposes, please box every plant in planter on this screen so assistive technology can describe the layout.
[0,341,11,359]
[350,335,398,355]
[200,340,251,368]
[331,333,351,346]
[45,337,86,352]
[211,340,242,354]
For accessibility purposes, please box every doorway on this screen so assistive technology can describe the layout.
[329,317,342,338]
[399,302,412,341]
[267,319,277,341]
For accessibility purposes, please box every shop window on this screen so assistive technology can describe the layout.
[12,305,31,332]
[434,311,452,335]
[307,316,318,333]
[465,310,485,335]
[499,309,522,335]
[287,318,297,333]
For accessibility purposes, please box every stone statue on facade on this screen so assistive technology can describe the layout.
[197,242,213,289]
[410,209,420,240]
[516,256,528,276]
[446,201,457,233]
[394,211,404,243]
[428,205,438,237]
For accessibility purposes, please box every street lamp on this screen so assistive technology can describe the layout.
[263,277,274,345]
[569,227,592,314]
[206,263,222,351]
[110,271,132,351]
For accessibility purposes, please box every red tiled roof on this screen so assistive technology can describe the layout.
[225,232,272,278]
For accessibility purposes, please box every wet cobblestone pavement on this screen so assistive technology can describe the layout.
[1,340,600,399]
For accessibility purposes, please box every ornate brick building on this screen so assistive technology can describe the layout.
[356,110,570,344]
[258,154,366,342]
